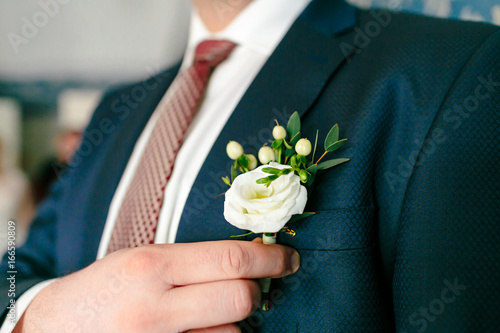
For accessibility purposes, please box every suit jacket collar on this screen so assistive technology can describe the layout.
[300,0,357,36]
[176,0,358,242]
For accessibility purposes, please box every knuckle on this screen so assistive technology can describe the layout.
[124,247,159,276]
[221,244,251,277]
[231,281,258,318]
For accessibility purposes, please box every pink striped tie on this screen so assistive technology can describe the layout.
[107,40,236,254]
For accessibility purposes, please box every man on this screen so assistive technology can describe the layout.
[2,0,499,332]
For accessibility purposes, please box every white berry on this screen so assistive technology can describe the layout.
[295,138,312,156]
[226,141,244,160]
[272,125,287,140]
[258,146,275,164]
[246,154,258,170]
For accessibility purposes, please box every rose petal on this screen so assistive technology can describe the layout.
[223,163,308,233]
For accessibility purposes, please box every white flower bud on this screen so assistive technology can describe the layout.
[272,125,287,140]
[258,146,275,164]
[246,154,258,170]
[226,141,244,160]
[295,138,312,156]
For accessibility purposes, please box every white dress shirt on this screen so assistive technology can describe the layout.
[1,1,310,331]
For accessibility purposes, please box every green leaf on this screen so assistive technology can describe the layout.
[287,212,315,224]
[312,130,319,163]
[256,178,268,185]
[283,140,293,149]
[289,131,301,146]
[286,111,301,142]
[285,148,296,158]
[325,138,347,153]
[317,158,350,170]
[276,146,283,164]
[237,154,249,168]
[324,124,339,151]
[256,175,278,186]
[307,163,318,175]
[271,139,283,149]
[221,176,231,187]
[306,164,318,187]
[231,162,238,182]
[262,167,281,175]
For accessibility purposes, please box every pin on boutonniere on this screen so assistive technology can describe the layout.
[222,111,349,310]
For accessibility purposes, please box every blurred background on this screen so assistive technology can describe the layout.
[0,0,499,252]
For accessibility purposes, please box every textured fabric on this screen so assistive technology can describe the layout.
[107,40,236,253]
[392,32,500,333]
[1,1,499,332]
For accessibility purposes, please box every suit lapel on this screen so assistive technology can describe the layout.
[58,65,180,272]
[176,0,358,242]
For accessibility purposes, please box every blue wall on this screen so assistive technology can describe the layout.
[350,0,500,25]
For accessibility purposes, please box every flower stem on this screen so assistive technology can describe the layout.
[314,151,328,165]
[260,233,277,311]
[230,231,254,238]
[263,233,277,245]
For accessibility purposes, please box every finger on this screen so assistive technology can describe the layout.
[155,241,300,286]
[165,280,260,332]
[186,323,241,333]
[251,237,263,244]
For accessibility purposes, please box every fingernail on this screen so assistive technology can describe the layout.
[291,250,300,272]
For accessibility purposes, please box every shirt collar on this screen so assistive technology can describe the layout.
[182,0,311,67]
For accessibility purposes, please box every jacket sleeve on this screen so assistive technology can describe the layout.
[0,87,123,322]
[0,181,61,322]
[393,30,500,332]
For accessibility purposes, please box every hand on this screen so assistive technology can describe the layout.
[14,240,300,332]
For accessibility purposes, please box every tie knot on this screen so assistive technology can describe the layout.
[194,40,236,68]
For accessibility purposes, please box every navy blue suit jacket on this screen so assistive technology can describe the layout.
[2,1,500,331]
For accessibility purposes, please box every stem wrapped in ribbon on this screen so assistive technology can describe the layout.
[259,233,277,310]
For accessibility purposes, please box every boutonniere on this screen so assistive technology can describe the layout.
[222,111,349,310]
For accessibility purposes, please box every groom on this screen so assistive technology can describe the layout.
[2,0,500,332]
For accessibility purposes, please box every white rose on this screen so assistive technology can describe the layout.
[223,162,308,233]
